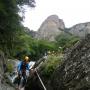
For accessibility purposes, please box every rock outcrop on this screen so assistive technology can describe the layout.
[49,34,90,90]
[68,22,90,38]
[36,15,65,41]
[35,15,90,41]
[0,51,15,90]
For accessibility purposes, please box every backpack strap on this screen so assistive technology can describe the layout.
[21,61,27,73]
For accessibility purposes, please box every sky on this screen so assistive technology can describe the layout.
[23,0,90,31]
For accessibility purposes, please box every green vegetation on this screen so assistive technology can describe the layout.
[0,0,35,58]
[0,0,59,61]
[14,33,58,61]
[40,55,63,78]
[55,32,80,50]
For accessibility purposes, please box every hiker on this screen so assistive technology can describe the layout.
[17,56,30,88]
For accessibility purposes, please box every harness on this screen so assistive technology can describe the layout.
[21,61,27,75]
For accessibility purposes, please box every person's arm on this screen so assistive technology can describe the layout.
[17,61,22,74]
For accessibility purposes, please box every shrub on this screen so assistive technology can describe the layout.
[41,55,63,78]
[55,32,80,51]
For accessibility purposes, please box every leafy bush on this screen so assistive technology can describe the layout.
[40,55,63,78]
[55,32,80,50]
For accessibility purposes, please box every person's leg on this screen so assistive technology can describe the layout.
[17,74,21,87]
[22,73,27,87]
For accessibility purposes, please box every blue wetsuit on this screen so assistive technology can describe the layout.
[17,61,30,86]
[17,61,30,74]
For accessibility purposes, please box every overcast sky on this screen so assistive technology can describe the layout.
[23,0,90,31]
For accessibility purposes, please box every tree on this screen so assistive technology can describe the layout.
[17,0,35,7]
[0,0,35,57]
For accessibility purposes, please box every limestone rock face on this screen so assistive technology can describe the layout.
[50,34,90,90]
[68,22,90,38]
[36,15,65,41]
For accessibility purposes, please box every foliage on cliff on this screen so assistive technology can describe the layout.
[56,32,80,50]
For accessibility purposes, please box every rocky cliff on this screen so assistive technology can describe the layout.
[36,15,65,41]
[35,15,90,41]
[68,22,90,38]
[49,34,90,90]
